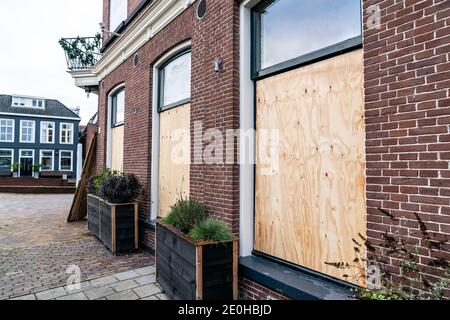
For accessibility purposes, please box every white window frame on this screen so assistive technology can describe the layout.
[0,148,14,172]
[18,149,35,178]
[60,123,74,145]
[39,150,54,172]
[0,118,15,142]
[106,83,126,168]
[59,150,73,172]
[40,121,55,144]
[20,120,35,143]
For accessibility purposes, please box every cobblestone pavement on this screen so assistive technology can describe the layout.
[11,266,168,301]
[0,193,155,300]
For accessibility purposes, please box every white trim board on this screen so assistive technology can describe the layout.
[239,0,258,257]
[0,112,80,121]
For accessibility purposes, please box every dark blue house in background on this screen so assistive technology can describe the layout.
[0,94,80,178]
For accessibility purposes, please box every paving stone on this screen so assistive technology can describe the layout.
[90,275,118,287]
[114,270,140,281]
[135,274,156,286]
[107,290,139,300]
[133,284,161,298]
[56,292,88,300]
[156,293,169,300]
[64,281,93,294]
[35,287,67,300]
[111,280,140,292]
[135,266,156,276]
[84,286,116,300]
[140,295,160,300]
[0,194,154,301]
[11,294,36,301]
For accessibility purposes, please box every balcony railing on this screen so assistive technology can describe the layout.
[59,35,102,71]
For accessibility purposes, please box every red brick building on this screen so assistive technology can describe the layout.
[67,0,450,299]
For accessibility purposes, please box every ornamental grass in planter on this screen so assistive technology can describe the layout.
[87,168,142,254]
[156,197,238,300]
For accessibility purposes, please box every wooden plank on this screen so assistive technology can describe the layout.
[254,49,366,285]
[135,203,139,249]
[111,125,124,172]
[112,205,116,254]
[233,240,238,300]
[196,245,203,300]
[67,134,97,222]
[158,104,191,217]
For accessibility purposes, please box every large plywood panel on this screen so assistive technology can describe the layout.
[111,125,124,172]
[254,50,366,285]
[159,104,191,217]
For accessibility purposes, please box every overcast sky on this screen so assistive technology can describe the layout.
[0,0,102,124]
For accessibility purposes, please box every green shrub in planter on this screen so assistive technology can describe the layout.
[188,218,233,242]
[162,197,207,233]
[87,167,120,196]
[157,197,237,300]
[98,174,142,204]
[87,171,142,254]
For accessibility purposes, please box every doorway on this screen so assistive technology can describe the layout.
[19,150,34,177]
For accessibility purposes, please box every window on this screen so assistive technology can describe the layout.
[111,89,125,126]
[0,119,14,142]
[20,120,35,143]
[159,51,191,111]
[252,0,362,75]
[20,150,33,158]
[12,96,45,108]
[12,97,25,107]
[40,122,55,144]
[110,0,128,32]
[59,151,73,171]
[40,150,54,171]
[0,149,13,172]
[60,123,74,144]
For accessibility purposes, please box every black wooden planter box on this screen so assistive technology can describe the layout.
[87,195,138,254]
[156,220,238,300]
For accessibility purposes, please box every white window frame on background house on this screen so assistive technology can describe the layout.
[60,123,74,144]
[40,121,55,144]
[20,120,35,143]
[18,149,35,178]
[0,118,15,142]
[150,40,191,222]
[109,0,128,32]
[59,150,73,172]
[39,150,54,172]
[0,149,14,172]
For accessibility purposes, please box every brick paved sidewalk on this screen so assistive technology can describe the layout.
[0,193,156,300]
[11,266,168,301]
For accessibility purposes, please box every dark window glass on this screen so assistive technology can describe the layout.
[253,0,362,70]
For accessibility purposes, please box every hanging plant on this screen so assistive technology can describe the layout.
[59,33,102,70]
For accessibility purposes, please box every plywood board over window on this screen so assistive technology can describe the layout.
[254,50,366,286]
[111,125,124,172]
[159,104,191,217]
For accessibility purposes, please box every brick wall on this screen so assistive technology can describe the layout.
[128,0,142,14]
[97,0,241,232]
[190,0,241,234]
[239,278,289,300]
[363,0,450,286]
[97,6,194,223]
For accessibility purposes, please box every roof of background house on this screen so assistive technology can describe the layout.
[0,95,81,120]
